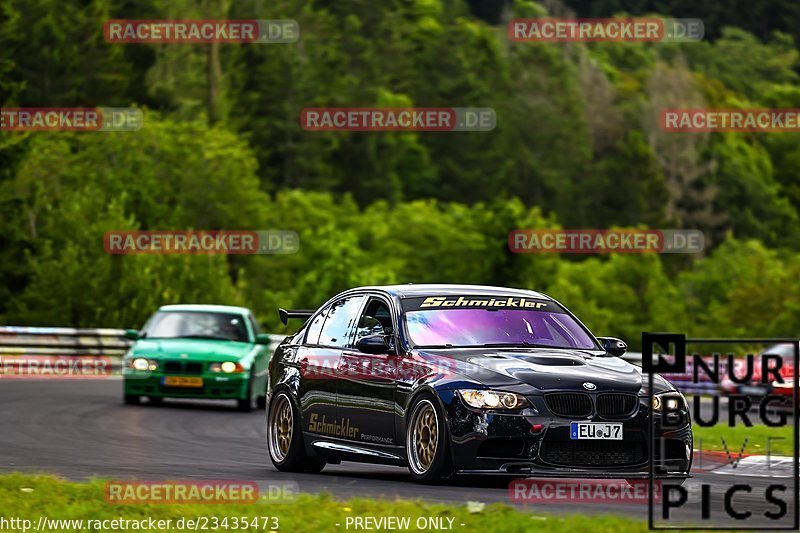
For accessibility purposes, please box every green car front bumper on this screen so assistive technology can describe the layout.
[123,370,250,400]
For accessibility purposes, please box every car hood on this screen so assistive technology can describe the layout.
[415,347,674,394]
[129,338,255,362]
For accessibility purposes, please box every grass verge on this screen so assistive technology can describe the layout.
[693,423,795,456]
[0,473,649,532]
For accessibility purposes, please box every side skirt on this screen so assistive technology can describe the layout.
[303,433,407,467]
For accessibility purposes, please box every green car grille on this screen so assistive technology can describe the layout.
[162,361,204,374]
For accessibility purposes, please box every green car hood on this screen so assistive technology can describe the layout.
[129,338,257,363]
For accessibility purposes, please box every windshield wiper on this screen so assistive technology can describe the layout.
[182,335,234,341]
[479,342,559,349]
[414,342,562,349]
[413,344,455,349]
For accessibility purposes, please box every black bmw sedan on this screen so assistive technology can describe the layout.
[266,284,692,483]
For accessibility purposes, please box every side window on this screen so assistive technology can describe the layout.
[247,314,261,337]
[353,298,393,347]
[305,305,329,345]
[318,295,365,347]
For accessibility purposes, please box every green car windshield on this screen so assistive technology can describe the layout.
[144,311,249,342]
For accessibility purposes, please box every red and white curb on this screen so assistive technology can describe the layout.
[693,450,794,477]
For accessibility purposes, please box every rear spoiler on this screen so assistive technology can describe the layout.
[278,308,315,326]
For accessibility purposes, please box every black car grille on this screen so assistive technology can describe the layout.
[162,361,204,374]
[596,393,638,419]
[544,393,592,417]
[540,441,645,467]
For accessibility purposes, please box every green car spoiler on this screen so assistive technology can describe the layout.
[278,308,315,325]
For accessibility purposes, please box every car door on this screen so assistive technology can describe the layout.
[336,295,401,446]
[299,294,365,439]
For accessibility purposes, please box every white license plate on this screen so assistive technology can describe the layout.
[570,422,622,440]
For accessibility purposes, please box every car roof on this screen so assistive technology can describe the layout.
[346,284,552,300]
[157,304,251,315]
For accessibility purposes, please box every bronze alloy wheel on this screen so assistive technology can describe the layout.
[407,399,439,475]
[269,394,293,463]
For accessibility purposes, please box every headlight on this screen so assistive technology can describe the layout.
[457,389,530,410]
[130,358,157,371]
[210,362,243,373]
[652,392,684,412]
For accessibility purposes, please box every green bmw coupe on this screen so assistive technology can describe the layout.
[122,304,272,412]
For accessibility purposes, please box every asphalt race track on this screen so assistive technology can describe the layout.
[1,379,796,528]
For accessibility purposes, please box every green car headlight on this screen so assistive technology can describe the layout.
[457,389,530,410]
[130,358,157,371]
[210,362,244,373]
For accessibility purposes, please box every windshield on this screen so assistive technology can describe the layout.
[144,311,249,342]
[405,308,598,349]
[763,343,798,360]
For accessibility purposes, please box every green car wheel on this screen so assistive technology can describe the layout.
[237,371,255,412]
[123,394,140,405]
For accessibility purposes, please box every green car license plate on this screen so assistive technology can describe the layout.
[163,376,203,388]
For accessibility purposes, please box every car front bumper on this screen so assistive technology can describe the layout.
[123,370,249,399]
[439,390,692,478]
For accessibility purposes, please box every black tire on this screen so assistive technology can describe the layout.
[148,396,163,405]
[123,394,140,406]
[405,393,452,483]
[256,395,267,410]
[267,391,325,473]
[237,397,253,412]
[302,459,326,473]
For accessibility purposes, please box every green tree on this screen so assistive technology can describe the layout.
[0,0,133,106]
[1,115,267,326]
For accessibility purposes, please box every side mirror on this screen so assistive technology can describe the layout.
[124,329,140,341]
[598,337,627,357]
[255,333,271,345]
[356,335,389,355]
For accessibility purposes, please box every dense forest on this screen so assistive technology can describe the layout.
[1,0,799,346]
